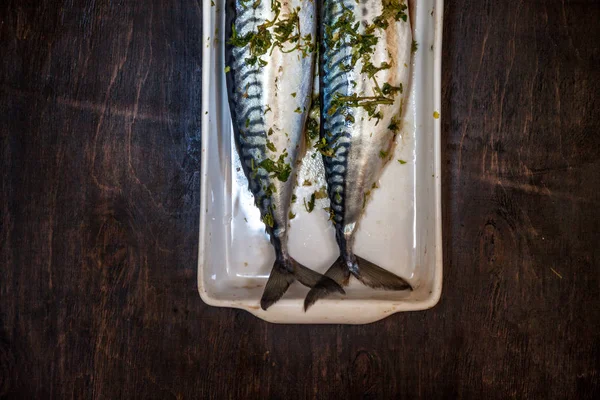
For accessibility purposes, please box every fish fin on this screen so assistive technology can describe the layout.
[261,258,344,311]
[260,261,295,310]
[352,255,413,291]
[304,257,348,311]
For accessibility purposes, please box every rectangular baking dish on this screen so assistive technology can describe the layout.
[198,0,443,324]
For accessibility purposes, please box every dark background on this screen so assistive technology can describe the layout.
[1,0,599,398]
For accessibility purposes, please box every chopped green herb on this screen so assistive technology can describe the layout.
[245,118,250,128]
[327,207,336,223]
[322,0,409,122]
[228,3,280,67]
[398,159,407,164]
[388,117,400,132]
[288,211,296,220]
[266,140,277,152]
[374,0,409,27]
[294,107,302,113]
[262,211,274,228]
[314,186,328,200]
[411,40,418,53]
[305,116,319,141]
[260,152,292,182]
[224,66,231,73]
[268,127,274,136]
[291,194,297,203]
[271,7,315,57]
[265,182,277,196]
[291,92,297,97]
[328,92,393,122]
[382,82,402,96]
[302,179,312,186]
[334,191,342,203]
[305,96,320,141]
[379,150,388,159]
[304,193,316,213]
[314,136,339,157]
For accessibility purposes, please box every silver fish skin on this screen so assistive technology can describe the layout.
[225,0,343,310]
[305,0,413,309]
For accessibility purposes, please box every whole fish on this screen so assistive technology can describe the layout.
[225,0,344,310]
[305,0,413,308]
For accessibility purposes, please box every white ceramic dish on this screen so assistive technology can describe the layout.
[198,0,443,324]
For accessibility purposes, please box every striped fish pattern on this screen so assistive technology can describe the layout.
[305,0,414,309]
[225,0,344,310]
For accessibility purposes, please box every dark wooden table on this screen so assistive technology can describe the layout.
[1,1,599,398]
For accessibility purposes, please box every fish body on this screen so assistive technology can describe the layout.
[225,0,343,310]
[306,0,413,308]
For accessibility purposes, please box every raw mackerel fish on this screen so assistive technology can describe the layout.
[306,0,414,308]
[224,0,343,310]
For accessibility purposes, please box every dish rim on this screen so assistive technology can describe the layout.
[197,0,444,324]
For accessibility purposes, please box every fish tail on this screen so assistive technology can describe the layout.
[352,255,413,291]
[304,255,412,310]
[304,256,349,311]
[261,258,344,310]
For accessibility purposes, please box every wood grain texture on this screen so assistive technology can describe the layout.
[1,0,599,398]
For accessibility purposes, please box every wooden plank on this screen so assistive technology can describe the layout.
[1,0,598,398]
